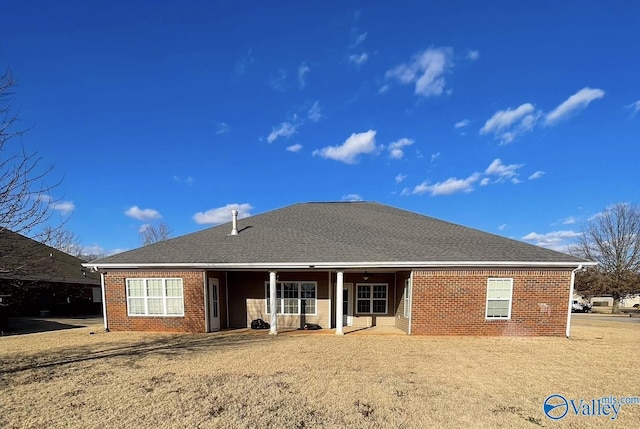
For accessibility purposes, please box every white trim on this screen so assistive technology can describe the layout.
[100,273,108,331]
[203,272,209,332]
[264,281,318,316]
[269,271,277,335]
[327,272,332,329]
[125,277,185,317]
[485,278,513,320]
[355,283,388,315]
[407,272,413,335]
[85,260,597,270]
[335,271,344,335]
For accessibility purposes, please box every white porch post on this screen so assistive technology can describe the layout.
[269,271,278,335]
[100,272,108,332]
[335,271,344,335]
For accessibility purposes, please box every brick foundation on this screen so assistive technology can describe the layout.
[410,269,571,336]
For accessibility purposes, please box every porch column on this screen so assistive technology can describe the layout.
[269,271,278,335]
[335,271,344,335]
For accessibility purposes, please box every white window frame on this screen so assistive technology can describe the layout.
[356,283,388,315]
[485,278,513,320]
[126,278,184,317]
[264,281,318,316]
[403,278,411,318]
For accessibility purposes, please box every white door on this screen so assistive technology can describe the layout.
[343,283,353,327]
[208,278,220,331]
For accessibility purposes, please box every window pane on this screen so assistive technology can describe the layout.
[283,283,298,298]
[357,286,370,299]
[357,300,370,313]
[487,300,509,317]
[166,298,183,315]
[301,283,315,298]
[147,279,163,297]
[128,298,145,315]
[127,279,144,297]
[372,299,386,314]
[166,279,183,297]
[283,298,298,314]
[303,299,316,314]
[147,298,164,315]
[373,285,386,298]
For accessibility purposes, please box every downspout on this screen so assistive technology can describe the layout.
[566,264,583,338]
[100,272,109,332]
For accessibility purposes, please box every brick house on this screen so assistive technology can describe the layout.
[86,202,593,336]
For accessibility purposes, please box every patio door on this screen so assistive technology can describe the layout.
[343,283,353,327]
[208,278,220,331]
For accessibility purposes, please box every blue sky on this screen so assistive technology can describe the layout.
[1,1,639,255]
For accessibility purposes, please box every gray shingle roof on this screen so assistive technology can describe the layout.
[93,202,588,268]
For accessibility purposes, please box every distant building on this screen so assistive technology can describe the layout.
[0,229,101,317]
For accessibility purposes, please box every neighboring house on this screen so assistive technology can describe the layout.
[0,229,101,317]
[86,202,593,337]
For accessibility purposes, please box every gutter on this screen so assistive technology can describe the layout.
[84,260,597,271]
[566,264,584,338]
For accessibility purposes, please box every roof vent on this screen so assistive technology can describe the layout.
[230,210,239,235]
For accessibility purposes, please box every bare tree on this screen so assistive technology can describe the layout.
[570,203,640,312]
[0,70,61,240]
[41,225,83,256]
[139,222,172,246]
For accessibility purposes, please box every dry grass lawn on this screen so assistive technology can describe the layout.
[1,315,639,428]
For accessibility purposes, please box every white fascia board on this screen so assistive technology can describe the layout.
[83,260,597,271]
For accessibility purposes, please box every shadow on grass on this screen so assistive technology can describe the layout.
[2,317,96,336]
[0,330,275,375]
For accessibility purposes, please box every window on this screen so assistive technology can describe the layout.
[356,284,388,314]
[403,278,411,318]
[126,278,184,316]
[485,278,513,319]
[265,282,317,315]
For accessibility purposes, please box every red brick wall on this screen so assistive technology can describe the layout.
[410,269,572,336]
[104,270,206,333]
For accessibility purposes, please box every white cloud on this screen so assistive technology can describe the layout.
[395,173,407,183]
[193,203,253,225]
[173,175,195,185]
[349,53,369,66]
[628,100,640,115]
[308,101,322,122]
[385,47,453,97]
[545,87,605,125]
[430,152,440,163]
[528,170,545,180]
[312,129,378,164]
[409,173,480,196]
[562,217,576,225]
[125,206,161,221]
[454,119,470,129]
[480,103,539,144]
[342,194,363,202]
[234,49,254,76]
[52,201,75,215]
[269,69,288,91]
[521,230,580,252]
[286,144,302,153]
[215,122,230,135]
[267,121,298,143]
[498,224,507,231]
[378,84,390,94]
[485,159,524,182]
[388,138,414,160]
[298,62,310,88]
[480,178,490,186]
[351,32,367,47]
[138,223,150,233]
[467,50,480,60]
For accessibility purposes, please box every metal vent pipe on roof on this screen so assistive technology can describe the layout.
[230,210,239,235]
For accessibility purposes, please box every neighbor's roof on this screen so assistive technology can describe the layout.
[0,229,100,285]
[91,202,590,269]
